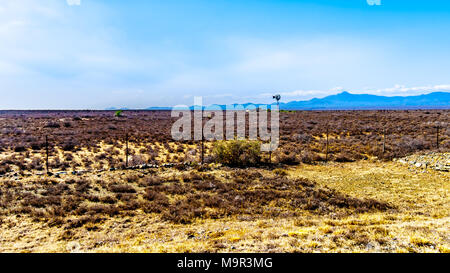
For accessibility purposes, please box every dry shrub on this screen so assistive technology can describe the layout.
[138,176,162,187]
[144,188,169,203]
[0,110,448,174]
[109,184,136,193]
[273,168,288,176]
[212,140,261,167]
[14,145,26,152]
[44,122,60,128]
[277,151,300,165]
[0,169,393,226]
[65,215,104,229]
[75,179,91,193]
[334,151,357,162]
[61,141,77,151]
[300,150,323,164]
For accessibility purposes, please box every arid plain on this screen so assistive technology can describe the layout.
[0,110,448,252]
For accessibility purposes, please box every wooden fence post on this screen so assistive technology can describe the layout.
[45,135,49,174]
[382,127,386,154]
[326,126,329,162]
[201,134,204,165]
[436,124,439,149]
[125,133,129,168]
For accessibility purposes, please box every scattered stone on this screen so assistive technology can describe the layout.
[397,152,449,172]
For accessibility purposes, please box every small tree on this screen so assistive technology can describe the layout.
[212,140,261,167]
[115,110,123,117]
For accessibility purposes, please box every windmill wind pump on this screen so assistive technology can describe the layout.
[273,94,281,107]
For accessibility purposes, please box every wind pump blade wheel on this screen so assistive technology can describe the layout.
[273,94,281,106]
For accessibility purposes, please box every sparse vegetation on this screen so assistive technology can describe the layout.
[115,110,123,118]
[0,110,448,253]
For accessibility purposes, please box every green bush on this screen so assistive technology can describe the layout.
[115,110,123,117]
[212,140,261,167]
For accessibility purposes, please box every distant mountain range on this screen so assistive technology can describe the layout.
[277,91,450,110]
[107,91,450,111]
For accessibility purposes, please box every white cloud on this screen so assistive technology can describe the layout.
[330,87,344,92]
[67,0,81,6]
[368,84,450,95]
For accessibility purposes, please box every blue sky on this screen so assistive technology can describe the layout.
[1,0,450,109]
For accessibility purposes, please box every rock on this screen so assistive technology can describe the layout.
[66,242,81,253]
[366,242,375,251]
[234,195,243,201]
[398,152,449,172]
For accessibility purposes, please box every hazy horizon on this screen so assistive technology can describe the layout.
[0,90,447,110]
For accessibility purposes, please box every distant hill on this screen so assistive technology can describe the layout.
[107,91,450,110]
[146,106,172,110]
[105,107,130,111]
[279,91,450,110]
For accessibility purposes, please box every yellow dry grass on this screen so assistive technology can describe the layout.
[0,160,448,253]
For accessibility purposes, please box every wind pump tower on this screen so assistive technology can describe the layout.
[273,94,281,107]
